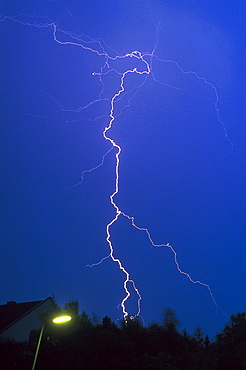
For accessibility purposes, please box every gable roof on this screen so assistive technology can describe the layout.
[0,298,55,333]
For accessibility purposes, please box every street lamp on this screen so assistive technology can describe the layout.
[32,314,72,370]
[53,315,71,324]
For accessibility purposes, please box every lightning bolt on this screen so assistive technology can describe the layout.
[53,26,222,319]
[101,60,150,319]
[1,12,230,321]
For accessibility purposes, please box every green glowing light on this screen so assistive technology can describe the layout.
[52,315,72,324]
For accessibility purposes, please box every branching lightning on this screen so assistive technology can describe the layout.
[1,11,231,321]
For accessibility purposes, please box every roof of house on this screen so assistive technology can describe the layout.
[0,298,54,333]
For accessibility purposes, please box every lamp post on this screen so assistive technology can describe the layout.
[32,315,72,370]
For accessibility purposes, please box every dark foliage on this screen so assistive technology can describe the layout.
[1,304,245,370]
[212,312,246,370]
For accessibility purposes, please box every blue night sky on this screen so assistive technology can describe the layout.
[1,1,245,339]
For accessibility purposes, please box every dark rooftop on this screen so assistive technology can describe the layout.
[0,300,43,332]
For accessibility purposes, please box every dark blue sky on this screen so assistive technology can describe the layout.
[1,0,245,338]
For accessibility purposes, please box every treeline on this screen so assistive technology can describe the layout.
[1,301,246,369]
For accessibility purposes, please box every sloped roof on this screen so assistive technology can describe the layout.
[0,298,53,332]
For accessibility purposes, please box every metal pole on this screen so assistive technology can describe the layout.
[31,323,44,370]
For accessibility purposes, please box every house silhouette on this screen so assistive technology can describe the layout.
[0,297,56,342]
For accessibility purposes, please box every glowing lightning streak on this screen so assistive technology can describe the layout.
[93,43,221,317]
[51,23,153,317]
[49,22,223,319]
[90,45,222,318]
[101,62,150,319]
[1,14,226,321]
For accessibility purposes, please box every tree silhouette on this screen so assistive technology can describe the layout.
[162,307,181,332]
[1,301,246,370]
[214,312,246,370]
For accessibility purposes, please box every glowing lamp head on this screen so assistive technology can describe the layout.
[52,315,72,324]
